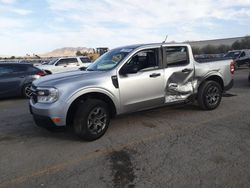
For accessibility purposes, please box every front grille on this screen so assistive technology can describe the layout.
[30,84,38,103]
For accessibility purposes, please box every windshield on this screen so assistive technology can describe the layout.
[86,48,133,71]
[224,51,241,59]
[47,58,58,65]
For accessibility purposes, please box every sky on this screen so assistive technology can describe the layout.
[0,0,250,56]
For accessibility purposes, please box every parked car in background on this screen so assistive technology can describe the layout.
[224,50,250,68]
[36,56,92,74]
[0,63,46,98]
[30,43,234,141]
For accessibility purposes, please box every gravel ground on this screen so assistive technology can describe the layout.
[0,68,249,188]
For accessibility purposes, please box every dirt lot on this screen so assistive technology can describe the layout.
[0,69,250,188]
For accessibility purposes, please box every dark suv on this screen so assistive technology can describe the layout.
[0,63,46,98]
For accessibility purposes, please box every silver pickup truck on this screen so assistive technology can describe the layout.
[29,43,234,141]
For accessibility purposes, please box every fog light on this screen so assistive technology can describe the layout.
[52,117,61,123]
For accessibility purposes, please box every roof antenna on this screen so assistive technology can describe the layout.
[162,35,168,43]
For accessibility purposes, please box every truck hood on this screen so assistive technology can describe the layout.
[33,70,104,87]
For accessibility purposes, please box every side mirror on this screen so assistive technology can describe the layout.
[120,65,139,75]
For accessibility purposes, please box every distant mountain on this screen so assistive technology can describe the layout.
[0,55,9,58]
[40,47,95,57]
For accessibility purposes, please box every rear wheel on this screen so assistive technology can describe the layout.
[198,81,222,110]
[73,99,110,141]
[22,83,32,98]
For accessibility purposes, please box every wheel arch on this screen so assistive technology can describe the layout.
[66,92,117,126]
[198,74,224,92]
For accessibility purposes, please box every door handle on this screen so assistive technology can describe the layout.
[149,73,161,78]
[182,68,193,73]
[19,76,25,78]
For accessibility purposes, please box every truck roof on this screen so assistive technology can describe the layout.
[114,43,190,50]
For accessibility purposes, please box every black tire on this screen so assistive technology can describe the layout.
[198,81,222,110]
[22,83,32,98]
[73,99,110,141]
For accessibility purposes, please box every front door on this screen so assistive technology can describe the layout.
[163,46,195,103]
[118,48,165,113]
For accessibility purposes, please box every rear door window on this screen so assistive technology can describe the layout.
[66,58,78,65]
[164,46,189,67]
[56,58,78,66]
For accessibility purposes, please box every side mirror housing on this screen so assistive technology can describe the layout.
[120,65,139,75]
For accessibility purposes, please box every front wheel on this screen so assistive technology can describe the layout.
[198,81,222,110]
[73,99,110,141]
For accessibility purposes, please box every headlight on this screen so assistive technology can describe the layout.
[36,87,59,103]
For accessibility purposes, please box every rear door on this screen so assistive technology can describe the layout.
[162,46,195,103]
[118,47,165,112]
[54,58,78,73]
[0,64,26,97]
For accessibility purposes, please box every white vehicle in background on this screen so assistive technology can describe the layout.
[37,56,92,74]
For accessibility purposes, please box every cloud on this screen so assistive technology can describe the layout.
[0,3,32,15]
[11,8,32,15]
[0,17,25,29]
[47,0,250,29]
[1,0,250,55]
[46,0,250,41]
[0,0,15,4]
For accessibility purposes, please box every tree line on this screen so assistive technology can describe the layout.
[192,36,250,55]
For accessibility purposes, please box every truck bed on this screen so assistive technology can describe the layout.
[195,57,232,63]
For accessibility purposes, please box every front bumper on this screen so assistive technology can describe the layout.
[33,114,57,128]
[29,100,67,127]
